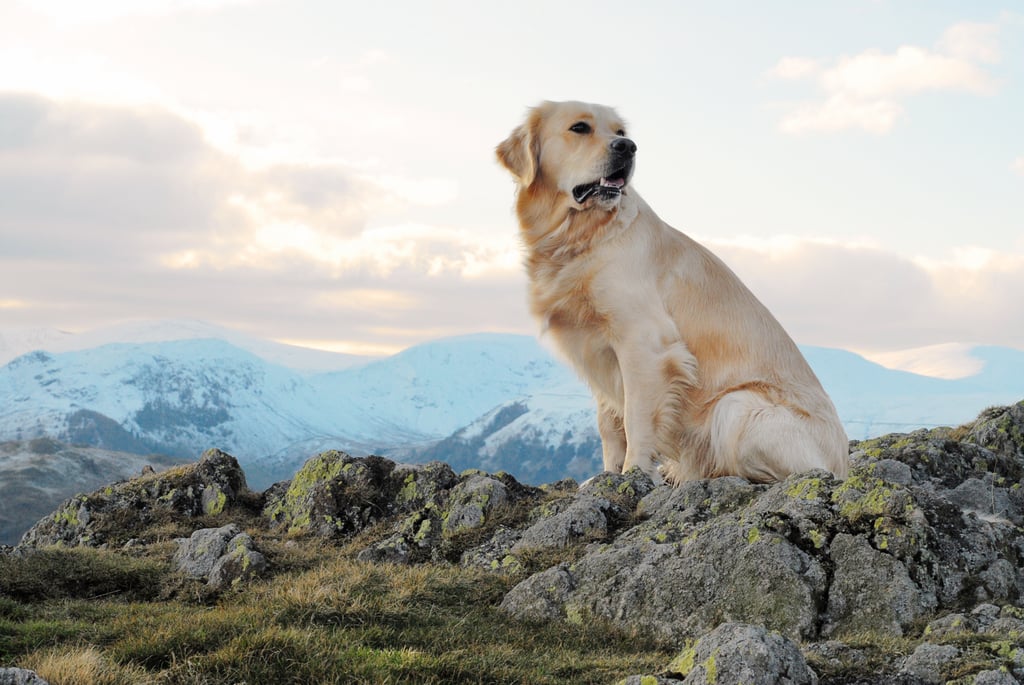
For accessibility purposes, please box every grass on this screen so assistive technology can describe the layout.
[0,544,673,684]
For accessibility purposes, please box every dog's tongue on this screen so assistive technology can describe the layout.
[600,177,625,189]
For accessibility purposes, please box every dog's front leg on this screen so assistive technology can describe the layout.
[596,400,626,473]
[615,332,698,481]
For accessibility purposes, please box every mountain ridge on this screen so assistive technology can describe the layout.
[2,321,1022,494]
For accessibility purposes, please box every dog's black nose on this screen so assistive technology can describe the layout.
[610,137,637,155]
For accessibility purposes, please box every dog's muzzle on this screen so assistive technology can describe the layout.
[572,136,637,204]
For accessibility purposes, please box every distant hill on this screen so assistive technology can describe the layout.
[0,438,185,545]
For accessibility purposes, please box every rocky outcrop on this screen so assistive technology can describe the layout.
[13,400,1024,683]
[502,402,1024,650]
[18,448,247,548]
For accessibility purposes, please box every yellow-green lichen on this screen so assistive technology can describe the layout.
[667,643,696,675]
[786,477,824,501]
[203,487,228,515]
[705,650,718,683]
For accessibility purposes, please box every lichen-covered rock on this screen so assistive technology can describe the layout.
[442,475,509,537]
[174,524,243,579]
[898,643,960,683]
[510,494,618,554]
[665,623,818,685]
[391,461,458,510]
[501,403,1024,645]
[19,448,247,548]
[823,533,934,637]
[262,451,399,537]
[357,507,444,565]
[207,532,267,590]
[971,670,1019,685]
[174,524,266,589]
[965,401,1024,462]
[173,523,266,589]
[499,563,575,621]
[578,467,656,510]
[0,669,49,685]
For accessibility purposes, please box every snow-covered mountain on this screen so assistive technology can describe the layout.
[0,320,1022,490]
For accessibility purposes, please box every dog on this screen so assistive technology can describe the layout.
[496,100,848,484]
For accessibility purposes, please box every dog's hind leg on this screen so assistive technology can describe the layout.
[707,389,844,482]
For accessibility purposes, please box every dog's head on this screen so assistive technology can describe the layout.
[496,101,636,210]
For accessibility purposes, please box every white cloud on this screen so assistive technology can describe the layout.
[0,93,528,353]
[704,236,1024,353]
[770,22,1000,134]
[938,22,1001,63]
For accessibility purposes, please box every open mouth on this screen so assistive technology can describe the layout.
[572,160,632,204]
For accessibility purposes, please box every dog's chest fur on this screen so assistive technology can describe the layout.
[523,201,644,408]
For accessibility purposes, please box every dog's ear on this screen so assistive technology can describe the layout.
[496,108,542,186]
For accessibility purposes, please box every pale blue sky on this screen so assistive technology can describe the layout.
[1,0,1021,374]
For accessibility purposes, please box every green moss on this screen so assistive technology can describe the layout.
[807,528,826,549]
[747,527,761,544]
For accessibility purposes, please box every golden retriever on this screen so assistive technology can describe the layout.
[496,100,848,484]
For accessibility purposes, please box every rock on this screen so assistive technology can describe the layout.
[391,461,458,510]
[971,670,1018,685]
[0,669,49,685]
[173,523,266,589]
[262,452,399,538]
[19,449,248,548]
[510,494,617,554]
[965,401,1024,462]
[924,613,969,638]
[898,643,960,683]
[357,508,443,565]
[578,467,656,510]
[442,475,509,537]
[207,533,267,590]
[459,525,523,572]
[665,623,818,684]
[823,533,933,637]
[500,564,575,621]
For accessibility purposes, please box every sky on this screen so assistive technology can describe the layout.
[0,0,1022,377]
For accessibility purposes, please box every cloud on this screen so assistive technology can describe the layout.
[706,237,1024,352]
[0,92,524,352]
[770,22,1000,134]
[2,93,1020,359]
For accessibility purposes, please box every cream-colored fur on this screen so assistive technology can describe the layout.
[497,100,848,484]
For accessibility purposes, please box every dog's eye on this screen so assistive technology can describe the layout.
[569,122,592,134]
[616,129,626,136]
